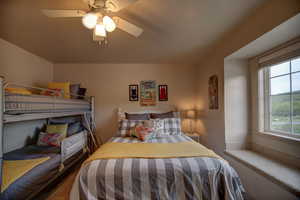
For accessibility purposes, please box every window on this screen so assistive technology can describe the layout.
[263,57,300,136]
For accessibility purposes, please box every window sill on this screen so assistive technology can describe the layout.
[225,150,300,196]
[259,131,300,142]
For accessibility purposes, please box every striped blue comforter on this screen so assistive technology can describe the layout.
[70,135,245,200]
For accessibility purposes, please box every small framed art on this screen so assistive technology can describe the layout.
[140,80,156,106]
[129,84,139,101]
[158,85,168,101]
[208,75,218,109]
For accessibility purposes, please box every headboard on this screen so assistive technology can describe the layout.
[117,104,178,122]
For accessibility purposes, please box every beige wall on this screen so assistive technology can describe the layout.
[0,38,53,153]
[195,0,300,199]
[54,63,197,141]
[196,0,300,154]
[0,38,53,86]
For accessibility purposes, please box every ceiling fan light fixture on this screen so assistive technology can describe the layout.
[103,16,116,32]
[82,12,98,29]
[94,23,107,37]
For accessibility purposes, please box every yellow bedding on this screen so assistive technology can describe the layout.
[84,141,222,165]
[1,157,50,192]
[5,87,32,95]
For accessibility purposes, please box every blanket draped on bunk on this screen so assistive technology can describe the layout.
[84,141,222,165]
[1,157,50,192]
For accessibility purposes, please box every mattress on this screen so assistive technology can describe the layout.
[1,145,61,200]
[5,93,90,114]
[70,134,245,200]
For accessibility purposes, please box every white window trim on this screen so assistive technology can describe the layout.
[260,57,300,139]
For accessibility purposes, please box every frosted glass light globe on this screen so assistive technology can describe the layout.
[82,13,98,29]
[103,16,116,32]
[94,23,106,37]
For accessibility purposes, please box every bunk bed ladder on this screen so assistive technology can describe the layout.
[83,112,98,153]
[0,76,4,193]
[90,96,102,145]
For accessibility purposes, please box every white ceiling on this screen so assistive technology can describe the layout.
[0,0,268,64]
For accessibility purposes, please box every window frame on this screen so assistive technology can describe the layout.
[263,56,300,138]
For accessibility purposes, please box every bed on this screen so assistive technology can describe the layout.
[0,78,98,199]
[70,135,245,200]
[70,107,245,200]
[1,131,87,200]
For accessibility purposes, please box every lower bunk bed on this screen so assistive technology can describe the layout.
[1,130,88,200]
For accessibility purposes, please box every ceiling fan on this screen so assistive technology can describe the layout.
[42,0,143,44]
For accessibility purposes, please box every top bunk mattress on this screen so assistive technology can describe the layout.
[5,93,91,114]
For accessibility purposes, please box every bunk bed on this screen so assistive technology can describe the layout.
[0,76,98,200]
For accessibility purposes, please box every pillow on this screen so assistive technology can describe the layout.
[37,132,62,147]
[150,111,175,119]
[149,119,165,136]
[67,122,84,136]
[128,120,153,138]
[134,124,154,141]
[129,126,139,138]
[118,119,144,137]
[163,118,182,135]
[48,82,70,99]
[40,88,62,97]
[131,119,164,137]
[125,113,150,120]
[5,87,32,95]
[46,124,68,139]
[77,88,86,99]
[70,84,80,99]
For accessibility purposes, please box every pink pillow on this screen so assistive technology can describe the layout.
[135,125,154,141]
[37,132,62,147]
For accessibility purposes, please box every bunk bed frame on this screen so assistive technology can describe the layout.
[0,76,98,199]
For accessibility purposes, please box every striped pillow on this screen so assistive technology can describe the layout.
[150,119,165,137]
[118,119,144,137]
[163,118,182,135]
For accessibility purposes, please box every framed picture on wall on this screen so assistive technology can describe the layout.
[208,75,218,109]
[140,80,156,106]
[158,85,168,101]
[129,84,139,101]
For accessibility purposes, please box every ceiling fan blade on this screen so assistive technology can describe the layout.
[105,0,138,12]
[113,16,143,37]
[41,9,86,18]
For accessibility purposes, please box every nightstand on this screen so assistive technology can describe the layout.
[185,133,200,143]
